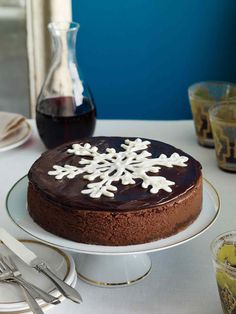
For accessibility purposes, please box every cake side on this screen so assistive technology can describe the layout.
[27,176,202,246]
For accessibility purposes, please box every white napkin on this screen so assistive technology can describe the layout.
[0,111,26,141]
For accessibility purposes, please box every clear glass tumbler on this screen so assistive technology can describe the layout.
[209,102,236,172]
[188,82,236,148]
[211,231,236,314]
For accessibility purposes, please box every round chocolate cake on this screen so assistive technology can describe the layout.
[27,137,202,246]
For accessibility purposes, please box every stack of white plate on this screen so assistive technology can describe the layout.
[0,121,32,152]
[0,240,77,313]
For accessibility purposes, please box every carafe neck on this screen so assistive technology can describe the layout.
[48,22,79,65]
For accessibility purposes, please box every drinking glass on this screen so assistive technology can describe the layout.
[209,102,236,172]
[188,82,236,147]
[211,231,236,314]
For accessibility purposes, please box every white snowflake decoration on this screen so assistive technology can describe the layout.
[48,138,189,198]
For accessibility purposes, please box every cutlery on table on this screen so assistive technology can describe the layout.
[0,255,60,305]
[0,228,82,304]
[0,259,44,314]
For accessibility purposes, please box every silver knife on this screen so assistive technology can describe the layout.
[0,228,82,304]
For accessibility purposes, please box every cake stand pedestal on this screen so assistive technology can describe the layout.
[75,254,151,286]
[6,177,220,287]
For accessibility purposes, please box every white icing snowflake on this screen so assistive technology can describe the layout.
[48,138,189,198]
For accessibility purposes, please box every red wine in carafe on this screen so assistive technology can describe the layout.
[36,96,96,149]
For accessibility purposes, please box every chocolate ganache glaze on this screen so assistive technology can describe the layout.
[28,137,202,212]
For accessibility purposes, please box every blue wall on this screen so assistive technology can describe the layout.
[72,0,236,120]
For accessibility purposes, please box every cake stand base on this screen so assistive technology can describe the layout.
[75,253,152,287]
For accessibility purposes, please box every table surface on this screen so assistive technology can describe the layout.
[1,119,234,314]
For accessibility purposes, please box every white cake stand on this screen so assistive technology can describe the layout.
[5,177,220,287]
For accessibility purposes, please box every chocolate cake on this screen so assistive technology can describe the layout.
[27,137,202,246]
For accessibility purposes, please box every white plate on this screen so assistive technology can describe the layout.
[6,177,220,255]
[0,121,32,152]
[0,240,76,312]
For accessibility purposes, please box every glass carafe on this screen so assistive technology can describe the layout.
[36,22,96,149]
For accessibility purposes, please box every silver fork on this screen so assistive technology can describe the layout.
[0,259,44,314]
[0,256,60,305]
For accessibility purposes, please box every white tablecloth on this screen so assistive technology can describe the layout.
[1,119,235,314]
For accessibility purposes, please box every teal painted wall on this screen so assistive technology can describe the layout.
[72,0,236,119]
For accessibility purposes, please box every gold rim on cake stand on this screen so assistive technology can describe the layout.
[76,264,152,287]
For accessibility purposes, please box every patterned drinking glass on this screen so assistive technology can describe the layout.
[209,102,236,172]
[188,82,236,148]
[211,231,236,314]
